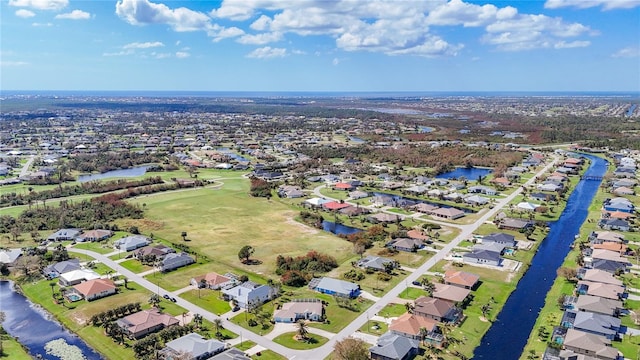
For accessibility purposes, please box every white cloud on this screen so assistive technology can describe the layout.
[332,58,339,66]
[31,22,53,27]
[554,40,590,48]
[103,50,133,57]
[55,9,91,20]
[612,46,640,58]
[237,32,282,45]
[250,15,272,31]
[544,0,640,10]
[123,41,164,49]
[426,0,517,27]
[8,0,67,11]
[15,9,36,18]
[246,46,287,59]
[175,51,190,58]
[207,25,245,42]
[0,61,29,66]
[151,52,171,59]
[116,0,211,32]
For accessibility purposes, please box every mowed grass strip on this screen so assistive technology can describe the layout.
[127,185,352,275]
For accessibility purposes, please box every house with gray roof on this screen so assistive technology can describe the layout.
[160,252,195,272]
[0,248,22,265]
[357,256,397,272]
[563,311,622,340]
[209,348,250,360]
[273,299,324,323]
[311,277,360,298]
[463,249,502,267]
[43,259,81,279]
[562,328,620,360]
[161,333,225,360]
[369,332,419,360]
[114,235,151,251]
[47,228,82,242]
[574,295,623,317]
[222,281,276,308]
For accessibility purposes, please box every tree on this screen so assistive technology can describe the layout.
[404,302,415,314]
[333,337,370,360]
[481,303,492,320]
[295,319,309,340]
[556,267,577,281]
[421,277,435,296]
[181,231,187,241]
[193,314,203,329]
[213,318,223,338]
[0,312,5,356]
[148,294,161,308]
[238,245,254,264]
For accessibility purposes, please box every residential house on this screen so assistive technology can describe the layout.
[589,231,625,245]
[368,213,400,224]
[47,228,82,242]
[161,333,225,360]
[389,313,442,346]
[190,272,236,290]
[530,192,557,202]
[0,248,22,265]
[498,218,534,231]
[482,233,517,247]
[209,348,250,360]
[598,219,631,232]
[576,281,625,300]
[463,249,502,267]
[160,253,195,272]
[467,185,497,196]
[386,238,424,252]
[135,244,175,260]
[43,259,81,279]
[310,277,360,298]
[277,185,305,198]
[58,268,101,286]
[322,201,351,212]
[586,249,631,274]
[578,269,623,287]
[562,328,620,360]
[349,190,369,200]
[116,309,180,339]
[222,282,276,308]
[357,256,397,272]
[464,194,489,206]
[574,295,623,317]
[443,270,479,290]
[430,207,465,220]
[603,198,634,214]
[76,229,113,242]
[414,296,462,323]
[114,235,151,251]
[70,279,117,301]
[432,284,471,305]
[369,332,419,360]
[273,299,324,323]
[612,187,634,196]
[562,311,622,340]
[304,197,331,209]
[412,203,439,214]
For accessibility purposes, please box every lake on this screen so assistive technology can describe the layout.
[473,154,607,359]
[0,280,103,359]
[436,167,492,180]
[322,220,362,235]
[78,165,149,183]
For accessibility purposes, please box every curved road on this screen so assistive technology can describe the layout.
[70,154,558,359]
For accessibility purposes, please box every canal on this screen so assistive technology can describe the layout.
[0,281,103,359]
[474,154,608,359]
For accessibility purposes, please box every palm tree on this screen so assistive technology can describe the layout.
[181,231,187,241]
[148,294,161,308]
[193,314,203,329]
[404,302,414,314]
[439,322,454,347]
[421,277,435,296]
[295,319,309,340]
[213,318,223,338]
[481,303,492,320]
[49,282,56,297]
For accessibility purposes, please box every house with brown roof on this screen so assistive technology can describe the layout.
[431,207,465,220]
[191,272,236,290]
[562,328,620,360]
[70,279,117,301]
[389,313,443,346]
[432,283,472,305]
[444,270,480,290]
[578,269,623,287]
[77,229,113,242]
[413,296,462,324]
[576,281,625,300]
[116,309,180,339]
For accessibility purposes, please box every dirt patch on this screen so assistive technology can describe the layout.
[118,218,164,232]
[72,313,88,326]
[284,216,319,235]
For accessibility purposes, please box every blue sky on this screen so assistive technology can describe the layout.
[1,0,639,92]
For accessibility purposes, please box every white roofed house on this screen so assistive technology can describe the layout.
[273,299,324,323]
[222,281,276,308]
[160,333,226,360]
[47,228,82,242]
[58,268,101,287]
[114,235,151,251]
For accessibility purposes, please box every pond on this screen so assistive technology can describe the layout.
[349,136,365,143]
[322,220,362,235]
[436,167,492,180]
[0,280,103,359]
[418,126,434,133]
[78,165,150,183]
[474,154,608,359]
[216,148,249,162]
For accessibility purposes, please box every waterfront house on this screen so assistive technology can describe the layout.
[482,233,517,247]
[443,270,479,290]
[310,277,360,298]
[389,313,442,346]
[578,269,623,287]
[273,299,324,323]
[432,284,472,305]
[117,309,179,339]
[498,218,534,231]
[43,259,81,279]
[0,248,22,265]
[598,219,631,232]
[561,328,620,360]
[577,281,625,300]
[58,268,101,286]
[70,279,117,301]
[574,295,623,317]
[463,249,502,267]
[561,310,621,340]
[414,296,462,323]
[369,332,419,360]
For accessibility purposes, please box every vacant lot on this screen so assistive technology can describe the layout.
[126,178,352,276]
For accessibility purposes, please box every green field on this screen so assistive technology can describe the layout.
[272,332,329,349]
[0,335,31,360]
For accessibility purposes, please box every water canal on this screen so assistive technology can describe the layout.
[0,280,103,359]
[322,220,362,236]
[78,165,150,183]
[474,154,608,359]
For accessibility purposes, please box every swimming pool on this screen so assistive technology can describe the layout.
[67,293,82,302]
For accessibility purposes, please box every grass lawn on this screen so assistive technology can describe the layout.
[272,332,329,350]
[230,306,275,335]
[378,303,407,318]
[251,349,286,360]
[118,259,152,274]
[73,241,116,254]
[125,185,353,277]
[235,340,256,351]
[359,319,389,336]
[180,289,232,315]
[397,287,427,300]
[1,335,31,360]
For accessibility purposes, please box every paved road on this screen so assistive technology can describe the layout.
[69,155,558,359]
[19,155,35,178]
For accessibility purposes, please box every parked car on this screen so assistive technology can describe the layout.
[170,297,177,302]
[163,294,170,300]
